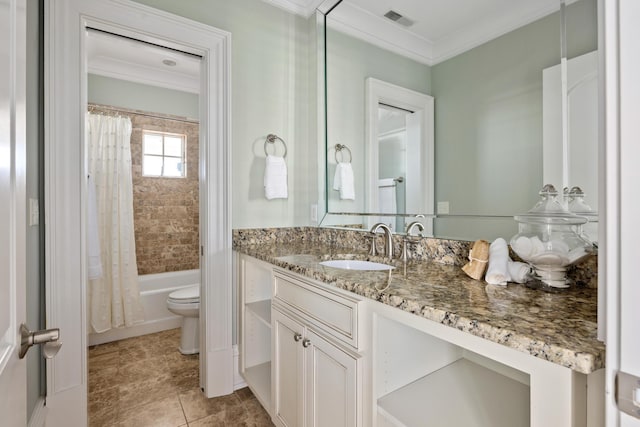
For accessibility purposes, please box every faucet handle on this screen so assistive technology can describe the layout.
[401,237,410,262]
[369,233,378,256]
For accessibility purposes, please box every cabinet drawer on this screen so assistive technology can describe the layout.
[273,270,360,349]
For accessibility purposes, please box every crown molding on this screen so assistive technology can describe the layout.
[326,0,570,66]
[88,57,200,94]
[260,0,326,18]
[327,1,434,65]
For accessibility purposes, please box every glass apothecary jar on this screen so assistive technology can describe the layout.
[510,184,594,288]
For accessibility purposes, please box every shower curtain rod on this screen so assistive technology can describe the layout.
[88,104,199,124]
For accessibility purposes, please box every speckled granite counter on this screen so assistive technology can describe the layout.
[234,239,604,375]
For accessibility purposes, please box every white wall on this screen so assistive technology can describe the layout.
[132,0,318,228]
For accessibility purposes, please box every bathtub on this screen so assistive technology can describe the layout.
[88,269,200,346]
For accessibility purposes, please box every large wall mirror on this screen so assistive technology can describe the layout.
[318,0,599,241]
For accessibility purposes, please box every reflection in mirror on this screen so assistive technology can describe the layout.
[321,0,598,241]
[364,78,434,235]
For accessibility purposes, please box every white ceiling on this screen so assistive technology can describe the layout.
[86,30,201,94]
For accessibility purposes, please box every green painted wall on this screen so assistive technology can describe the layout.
[132,0,317,228]
[88,74,199,119]
[129,0,597,237]
[431,0,597,238]
[26,0,44,418]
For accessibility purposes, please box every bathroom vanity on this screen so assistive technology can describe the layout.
[236,238,604,427]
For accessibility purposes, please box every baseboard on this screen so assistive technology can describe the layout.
[27,398,47,427]
[88,316,182,346]
[233,344,247,390]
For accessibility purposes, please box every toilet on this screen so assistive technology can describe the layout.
[166,285,200,354]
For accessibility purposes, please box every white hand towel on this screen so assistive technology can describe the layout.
[87,175,103,280]
[486,238,511,285]
[507,261,531,283]
[264,155,288,200]
[333,162,355,200]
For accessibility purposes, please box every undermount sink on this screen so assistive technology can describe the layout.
[319,259,395,271]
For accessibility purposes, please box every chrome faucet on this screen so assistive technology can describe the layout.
[401,221,425,262]
[369,223,393,260]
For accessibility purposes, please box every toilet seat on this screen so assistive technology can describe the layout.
[168,285,199,304]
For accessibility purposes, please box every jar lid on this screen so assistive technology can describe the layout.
[514,184,588,225]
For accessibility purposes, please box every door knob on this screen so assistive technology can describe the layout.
[302,338,311,348]
[293,333,302,342]
[19,324,62,359]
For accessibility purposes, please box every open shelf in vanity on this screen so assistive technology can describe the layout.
[374,314,530,427]
[239,254,273,412]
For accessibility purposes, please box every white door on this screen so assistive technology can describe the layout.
[0,0,27,424]
[542,51,599,209]
[604,0,640,426]
[305,329,358,427]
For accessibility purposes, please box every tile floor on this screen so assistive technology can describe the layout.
[88,328,274,426]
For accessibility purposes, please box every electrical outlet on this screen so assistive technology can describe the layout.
[310,204,318,223]
[437,201,449,214]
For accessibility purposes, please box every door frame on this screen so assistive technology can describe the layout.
[44,1,232,424]
[364,77,434,234]
[603,0,640,425]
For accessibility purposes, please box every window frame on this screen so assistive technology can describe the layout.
[142,130,187,178]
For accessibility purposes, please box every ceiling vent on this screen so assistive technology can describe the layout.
[383,10,414,27]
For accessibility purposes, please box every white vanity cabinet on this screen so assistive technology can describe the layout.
[236,252,603,427]
[271,269,363,427]
[367,300,604,427]
[238,254,273,412]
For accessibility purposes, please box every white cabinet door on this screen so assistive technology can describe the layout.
[273,306,360,427]
[305,329,359,427]
[0,0,27,425]
[273,309,304,427]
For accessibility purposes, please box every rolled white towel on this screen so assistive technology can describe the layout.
[264,155,288,200]
[486,238,511,286]
[508,261,531,283]
[333,162,355,200]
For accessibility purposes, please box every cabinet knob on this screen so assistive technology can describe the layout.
[293,333,302,342]
[302,338,311,348]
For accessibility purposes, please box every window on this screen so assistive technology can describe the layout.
[142,131,186,178]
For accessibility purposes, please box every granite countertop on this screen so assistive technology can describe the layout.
[233,240,604,375]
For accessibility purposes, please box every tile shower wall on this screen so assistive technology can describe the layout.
[90,104,200,275]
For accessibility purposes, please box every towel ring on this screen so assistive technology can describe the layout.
[264,134,287,158]
[334,144,352,163]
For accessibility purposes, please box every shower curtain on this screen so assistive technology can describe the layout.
[87,112,144,333]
